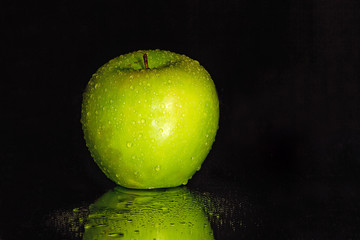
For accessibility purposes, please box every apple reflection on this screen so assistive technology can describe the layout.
[83,186,214,240]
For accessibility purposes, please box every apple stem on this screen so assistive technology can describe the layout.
[143,53,149,69]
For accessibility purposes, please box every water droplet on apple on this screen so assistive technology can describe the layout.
[127,142,132,148]
[196,165,201,171]
[134,171,139,176]
[160,103,165,109]
[95,83,100,89]
[107,233,124,238]
[130,85,134,90]
[141,119,146,124]
[182,180,188,185]
[159,128,163,133]
[132,155,136,159]
[155,165,161,171]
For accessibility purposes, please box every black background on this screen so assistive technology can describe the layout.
[2,0,360,239]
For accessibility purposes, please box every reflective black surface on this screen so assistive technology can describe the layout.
[2,170,360,239]
[2,0,360,239]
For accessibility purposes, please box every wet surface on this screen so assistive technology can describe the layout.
[2,173,360,239]
[32,183,258,239]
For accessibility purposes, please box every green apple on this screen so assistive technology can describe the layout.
[83,186,214,240]
[81,49,219,189]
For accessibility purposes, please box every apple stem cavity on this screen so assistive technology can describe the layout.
[143,53,149,69]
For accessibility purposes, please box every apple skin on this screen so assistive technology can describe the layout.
[83,186,214,240]
[81,49,219,189]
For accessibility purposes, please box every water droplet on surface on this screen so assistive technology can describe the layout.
[182,180,188,185]
[159,128,163,133]
[155,165,161,171]
[130,85,134,90]
[141,119,146,124]
[160,103,165,109]
[95,83,100,89]
[127,142,132,148]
